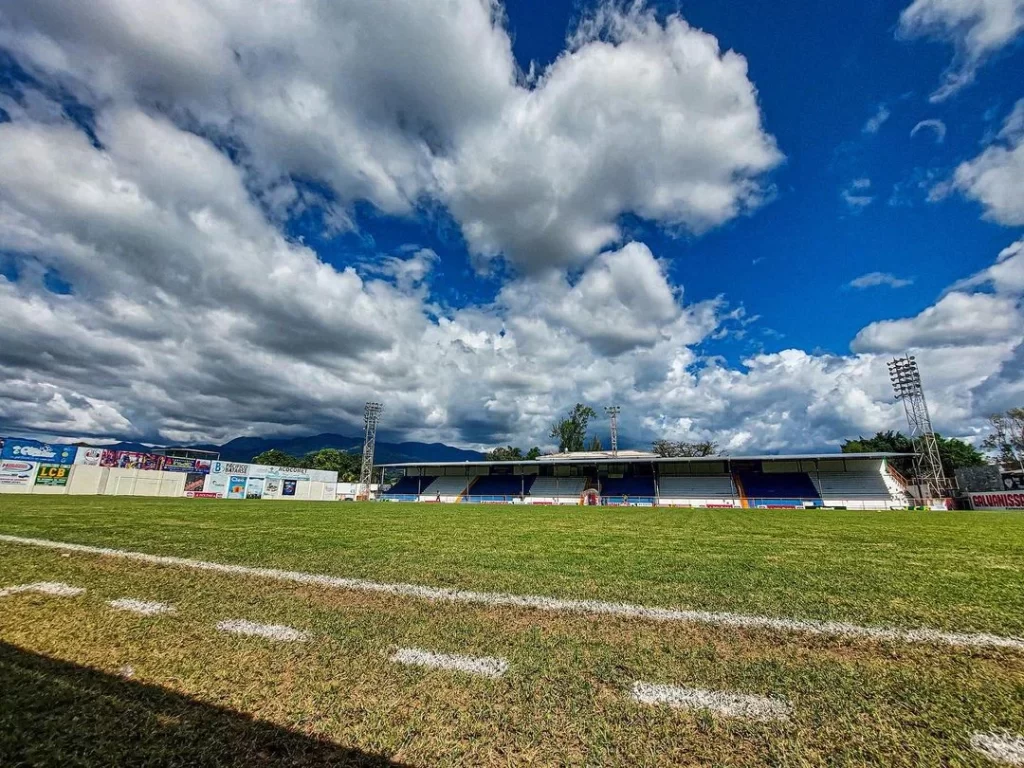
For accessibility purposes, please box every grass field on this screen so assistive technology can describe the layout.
[1,497,1022,766]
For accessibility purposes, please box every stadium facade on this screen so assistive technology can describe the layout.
[380,451,928,509]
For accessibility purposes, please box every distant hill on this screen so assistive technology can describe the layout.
[79,433,483,463]
[195,433,483,464]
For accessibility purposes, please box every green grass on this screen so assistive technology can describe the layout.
[1,497,1023,633]
[1,497,1023,766]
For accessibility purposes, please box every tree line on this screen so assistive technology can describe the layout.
[251,448,361,482]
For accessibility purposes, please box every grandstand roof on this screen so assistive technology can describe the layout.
[379,452,910,468]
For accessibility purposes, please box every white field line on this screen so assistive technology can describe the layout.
[0,581,85,598]
[216,618,308,642]
[2,534,1022,651]
[390,647,508,678]
[971,732,1024,765]
[107,598,175,616]
[631,681,791,721]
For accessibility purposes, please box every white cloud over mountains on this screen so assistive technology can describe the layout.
[0,1,1021,453]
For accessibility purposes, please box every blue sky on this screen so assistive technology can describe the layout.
[0,0,1021,451]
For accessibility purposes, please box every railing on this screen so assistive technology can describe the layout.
[377,494,910,510]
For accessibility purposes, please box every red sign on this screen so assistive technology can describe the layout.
[970,492,1024,510]
[186,491,222,499]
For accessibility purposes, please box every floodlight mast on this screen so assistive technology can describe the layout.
[358,402,383,500]
[604,406,621,456]
[887,356,947,502]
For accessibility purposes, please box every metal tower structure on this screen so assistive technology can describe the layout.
[358,402,384,500]
[887,356,947,501]
[604,406,621,456]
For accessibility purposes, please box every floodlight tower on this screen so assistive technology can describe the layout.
[887,356,947,501]
[604,406,621,456]
[358,402,384,500]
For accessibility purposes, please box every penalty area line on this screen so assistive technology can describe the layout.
[1,533,1023,651]
[390,647,509,678]
[631,681,791,721]
[0,581,85,598]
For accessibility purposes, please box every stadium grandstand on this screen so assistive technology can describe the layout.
[379,451,915,509]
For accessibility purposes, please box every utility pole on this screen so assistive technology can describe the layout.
[887,356,947,503]
[358,402,383,500]
[604,405,621,456]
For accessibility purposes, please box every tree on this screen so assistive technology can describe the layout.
[652,439,719,458]
[587,435,603,451]
[842,430,986,477]
[303,448,361,481]
[251,448,302,467]
[525,446,542,460]
[485,445,524,461]
[982,408,1024,471]
[550,404,597,453]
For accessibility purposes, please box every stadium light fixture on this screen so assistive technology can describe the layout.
[604,406,621,456]
[887,356,947,503]
[358,402,384,500]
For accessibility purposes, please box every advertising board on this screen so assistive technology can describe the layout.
[74,447,104,466]
[969,492,1024,510]
[35,463,71,486]
[0,459,37,488]
[2,439,77,465]
[227,475,248,499]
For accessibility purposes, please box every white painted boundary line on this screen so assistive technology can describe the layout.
[216,619,307,642]
[2,534,1022,651]
[0,581,85,598]
[631,681,791,721]
[390,647,508,678]
[972,732,1024,765]
[108,598,175,616]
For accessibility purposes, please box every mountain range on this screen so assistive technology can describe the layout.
[91,433,485,464]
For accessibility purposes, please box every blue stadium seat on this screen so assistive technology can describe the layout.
[465,475,535,501]
[738,472,821,507]
[600,476,656,502]
[383,476,435,496]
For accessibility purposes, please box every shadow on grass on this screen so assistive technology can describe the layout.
[0,641,409,767]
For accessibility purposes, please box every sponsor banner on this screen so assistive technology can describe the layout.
[2,439,77,465]
[205,473,228,496]
[35,463,71,486]
[970,492,1024,510]
[213,461,250,476]
[227,475,248,499]
[265,466,311,480]
[246,477,265,500]
[100,450,163,470]
[282,479,297,497]
[265,479,280,496]
[161,457,213,473]
[162,456,197,473]
[74,447,104,466]
[186,491,222,499]
[184,472,206,493]
[0,459,37,487]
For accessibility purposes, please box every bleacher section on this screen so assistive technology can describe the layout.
[600,476,656,500]
[383,476,435,497]
[466,474,535,501]
[657,475,737,506]
[528,476,586,499]
[812,472,896,508]
[739,472,821,507]
[422,476,473,500]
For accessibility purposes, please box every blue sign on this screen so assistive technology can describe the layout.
[1,438,77,465]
